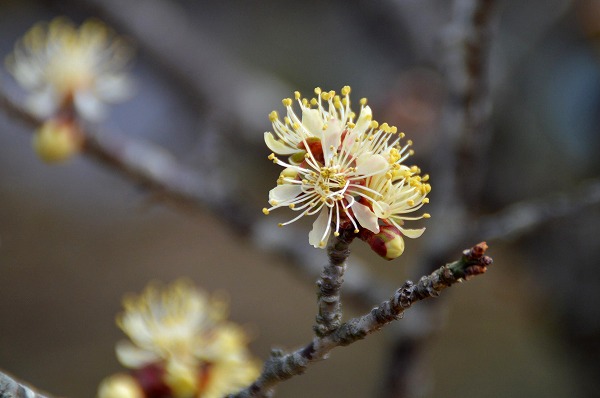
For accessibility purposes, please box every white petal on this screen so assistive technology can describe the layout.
[26,88,58,118]
[95,74,132,102]
[308,208,330,248]
[353,105,372,136]
[400,227,426,239]
[301,107,323,135]
[74,90,105,121]
[265,132,297,155]
[115,341,159,368]
[356,153,388,175]
[322,118,343,163]
[269,184,302,203]
[352,202,379,233]
[373,201,390,218]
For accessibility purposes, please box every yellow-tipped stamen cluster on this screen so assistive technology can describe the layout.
[6,17,132,121]
[264,86,431,251]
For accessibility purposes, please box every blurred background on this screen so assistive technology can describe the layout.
[1,0,599,397]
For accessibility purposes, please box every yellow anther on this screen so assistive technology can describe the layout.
[370,121,379,129]
[349,111,356,119]
[341,86,351,95]
[423,213,431,218]
[360,98,367,105]
[423,198,430,204]
[268,111,278,122]
[282,98,292,107]
[278,223,283,227]
[302,98,309,107]
[314,87,322,95]
[391,126,398,134]
[268,153,275,160]
[334,231,340,237]
[422,174,429,182]
[347,122,356,128]
[304,153,310,159]
[407,200,415,206]
[270,199,279,206]
[380,122,389,132]
[342,97,348,106]
[321,92,331,101]
[289,203,295,209]
[310,98,318,106]
[399,132,405,138]
[409,149,415,156]
[294,91,301,100]
[354,229,360,233]
[293,122,300,130]
[407,140,413,146]
[284,116,291,125]
[262,208,270,215]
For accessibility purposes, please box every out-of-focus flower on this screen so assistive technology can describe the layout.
[263,86,430,253]
[98,280,260,398]
[6,17,132,121]
[32,118,82,163]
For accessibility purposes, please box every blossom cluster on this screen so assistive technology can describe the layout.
[6,17,132,162]
[263,87,431,259]
[97,280,260,398]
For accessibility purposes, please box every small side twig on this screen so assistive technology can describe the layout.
[0,370,51,398]
[229,242,492,398]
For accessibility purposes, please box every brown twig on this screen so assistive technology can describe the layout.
[229,242,492,398]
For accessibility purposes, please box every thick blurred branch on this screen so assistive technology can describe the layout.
[0,371,51,398]
[431,0,496,215]
[229,242,492,398]
[385,2,497,397]
[68,0,290,140]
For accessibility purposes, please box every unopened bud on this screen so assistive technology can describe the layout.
[164,360,198,398]
[33,119,82,163]
[97,373,144,398]
[363,225,405,260]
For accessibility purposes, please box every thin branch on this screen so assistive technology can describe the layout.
[476,179,600,242]
[229,242,493,398]
[0,371,51,398]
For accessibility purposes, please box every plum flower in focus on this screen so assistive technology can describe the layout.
[6,17,132,121]
[263,86,430,257]
[98,280,260,398]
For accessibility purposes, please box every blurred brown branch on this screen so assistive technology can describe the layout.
[229,242,492,398]
[67,0,290,139]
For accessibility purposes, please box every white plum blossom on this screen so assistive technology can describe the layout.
[263,87,431,250]
[6,17,132,121]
